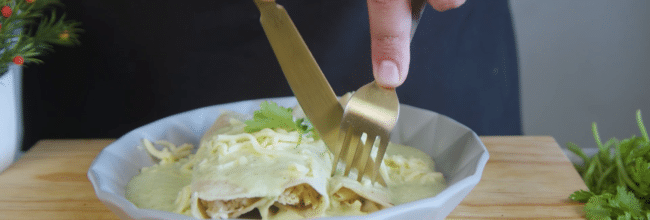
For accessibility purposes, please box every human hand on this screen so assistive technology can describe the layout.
[368,0,465,88]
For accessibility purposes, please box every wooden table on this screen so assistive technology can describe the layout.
[0,136,588,219]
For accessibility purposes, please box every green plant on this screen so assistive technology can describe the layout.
[569,110,650,219]
[0,0,81,75]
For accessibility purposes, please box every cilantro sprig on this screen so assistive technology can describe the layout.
[244,101,318,140]
[569,110,650,219]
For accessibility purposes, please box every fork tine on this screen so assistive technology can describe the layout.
[356,134,376,181]
[343,131,362,176]
[347,132,369,177]
[372,134,390,185]
[332,124,353,176]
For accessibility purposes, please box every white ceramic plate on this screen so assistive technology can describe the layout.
[88,97,489,220]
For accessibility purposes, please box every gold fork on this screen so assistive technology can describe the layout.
[332,81,399,185]
[331,0,426,185]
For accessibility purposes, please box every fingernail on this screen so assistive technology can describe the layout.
[377,60,399,87]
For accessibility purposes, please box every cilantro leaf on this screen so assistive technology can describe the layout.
[609,186,643,217]
[571,190,596,203]
[243,101,318,140]
[580,186,646,220]
[245,101,300,132]
[584,193,613,220]
[302,117,320,139]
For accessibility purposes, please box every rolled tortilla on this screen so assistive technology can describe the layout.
[200,111,249,144]
[188,112,333,219]
[267,177,329,219]
[328,176,393,214]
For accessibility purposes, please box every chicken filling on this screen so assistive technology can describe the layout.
[276,184,322,210]
[332,187,381,213]
[201,197,262,219]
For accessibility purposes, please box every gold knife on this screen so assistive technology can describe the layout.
[254,0,343,153]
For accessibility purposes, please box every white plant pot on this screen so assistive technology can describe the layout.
[0,64,22,173]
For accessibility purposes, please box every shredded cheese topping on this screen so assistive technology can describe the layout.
[129,113,446,220]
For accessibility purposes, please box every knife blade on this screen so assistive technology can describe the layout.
[254,0,343,153]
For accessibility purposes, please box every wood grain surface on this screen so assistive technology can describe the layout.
[0,137,588,219]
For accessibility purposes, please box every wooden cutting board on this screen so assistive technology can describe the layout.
[0,136,588,219]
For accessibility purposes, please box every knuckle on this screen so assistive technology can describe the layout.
[374,35,402,49]
[373,35,406,58]
[370,0,403,7]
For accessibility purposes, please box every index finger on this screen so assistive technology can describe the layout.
[367,0,412,88]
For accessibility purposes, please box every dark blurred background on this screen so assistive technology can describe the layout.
[21,0,521,151]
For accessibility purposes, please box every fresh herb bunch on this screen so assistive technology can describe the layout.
[0,0,81,75]
[244,101,318,141]
[569,110,650,219]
